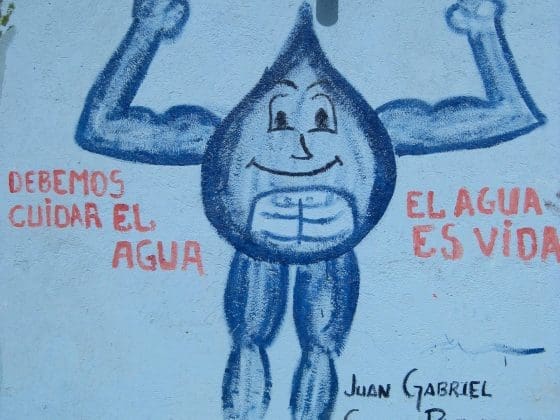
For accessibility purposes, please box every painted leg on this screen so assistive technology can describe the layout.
[291,250,360,419]
[222,251,289,419]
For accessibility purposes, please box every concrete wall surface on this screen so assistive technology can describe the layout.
[1,1,558,418]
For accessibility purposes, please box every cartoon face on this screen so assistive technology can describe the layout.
[202,6,396,264]
[247,69,343,179]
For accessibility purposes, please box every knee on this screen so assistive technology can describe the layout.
[297,322,348,355]
[294,304,354,355]
[227,315,279,348]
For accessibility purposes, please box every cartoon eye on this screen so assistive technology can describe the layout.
[270,110,294,131]
[308,93,337,133]
[268,94,295,132]
[315,108,329,130]
[274,111,288,130]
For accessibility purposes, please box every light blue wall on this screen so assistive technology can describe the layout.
[1,1,558,418]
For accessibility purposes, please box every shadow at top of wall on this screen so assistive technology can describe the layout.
[0,26,15,101]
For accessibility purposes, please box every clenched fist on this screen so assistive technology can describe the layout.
[447,0,504,34]
[133,0,189,39]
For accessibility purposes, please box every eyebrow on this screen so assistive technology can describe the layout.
[307,79,330,90]
[275,79,298,89]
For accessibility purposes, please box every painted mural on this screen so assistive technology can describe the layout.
[1,0,558,419]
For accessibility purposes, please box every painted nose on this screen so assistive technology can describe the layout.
[291,134,314,160]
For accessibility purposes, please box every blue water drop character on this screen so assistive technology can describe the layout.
[202,8,395,418]
[76,0,545,418]
[201,4,396,266]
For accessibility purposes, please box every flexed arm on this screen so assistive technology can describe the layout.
[378,0,546,156]
[76,0,220,165]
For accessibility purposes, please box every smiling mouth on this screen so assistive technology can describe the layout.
[245,156,343,177]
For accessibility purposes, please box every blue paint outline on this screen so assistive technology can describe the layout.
[73,1,549,418]
[202,4,397,265]
[291,250,359,417]
[379,0,546,156]
[242,185,361,264]
[76,0,220,165]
